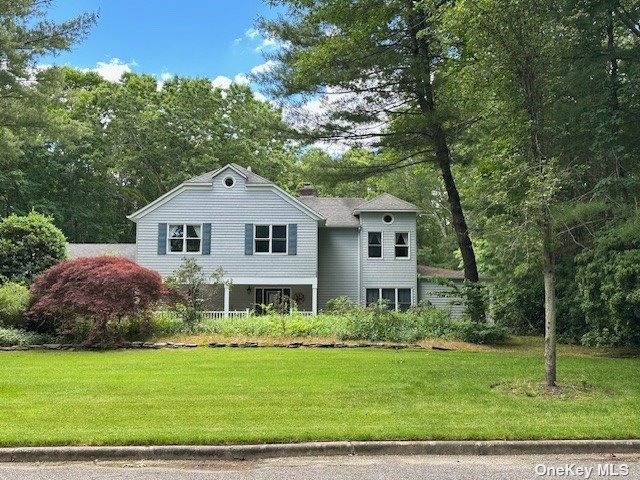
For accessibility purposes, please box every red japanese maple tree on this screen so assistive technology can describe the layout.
[26,256,167,345]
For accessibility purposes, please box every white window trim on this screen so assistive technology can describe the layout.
[254,224,288,255]
[365,287,413,311]
[382,213,394,224]
[367,231,383,259]
[167,222,203,255]
[394,231,410,260]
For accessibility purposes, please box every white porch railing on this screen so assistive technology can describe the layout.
[200,310,315,319]
[200,310,251,319]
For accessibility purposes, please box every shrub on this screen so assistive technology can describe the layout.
[0,212,66,284]
[0,282,30,328]
[0,327,54,346]
[576,217,640,347]
[323,296,362,314]
[165,258,228,326]
[26,256,167,345]
[179,309,509,345]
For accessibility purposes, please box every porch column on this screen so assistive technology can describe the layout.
[223,284,230,318]
[312,286,318,315]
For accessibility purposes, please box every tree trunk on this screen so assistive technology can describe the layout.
[433,127,480,283]
[542,210,556,387]
[405,2,481,289]
[522,60,557,386]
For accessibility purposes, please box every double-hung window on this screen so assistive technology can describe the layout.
[168,224,201,253]
[255,225,287,254]
[368,231,382,258]
[395,232,409,258]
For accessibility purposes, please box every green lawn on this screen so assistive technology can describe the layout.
[0,345,639,446]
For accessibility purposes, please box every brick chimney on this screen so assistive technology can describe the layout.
[298,182,317,197]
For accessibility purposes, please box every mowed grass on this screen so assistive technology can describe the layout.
[0,344,639,446]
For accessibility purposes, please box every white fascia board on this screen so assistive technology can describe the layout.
[209,164,248,181]
[224,277,318,287]
[127,184,210,221]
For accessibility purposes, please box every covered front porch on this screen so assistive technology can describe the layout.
[203,278,317,318]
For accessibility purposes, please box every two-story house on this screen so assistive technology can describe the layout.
[126,163,421,316]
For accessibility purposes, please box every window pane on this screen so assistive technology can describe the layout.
[255,289,263,305]
[395,246,409,258]
[255,240,269,253]
[366,289,379,306]
[186,239,201,252]
[368,245,382,258]
[395,232,408,245]
[272,225,287,239]
[169,239,183,252]
[283,288,291,298]
[256,225,269,238]
[398,288,411,303]
[382,288,396,310]
[272,239,286,253]
[169,225,184,238]
[368,232,381,245]
[186,225,201,238]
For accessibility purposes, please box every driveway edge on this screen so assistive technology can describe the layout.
[1,440,639,462]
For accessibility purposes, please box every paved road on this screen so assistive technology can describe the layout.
[0,454,638,480]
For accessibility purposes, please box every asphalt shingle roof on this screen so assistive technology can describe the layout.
[66,243,136,261]
[297,197,365,227]
[353,193,421,213]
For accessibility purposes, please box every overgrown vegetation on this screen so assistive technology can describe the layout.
[0,282,29,329]
[156,301,508,345]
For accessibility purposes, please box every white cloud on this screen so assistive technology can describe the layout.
[86,58,133,82]
[255,37,278,52]
[211,75,233,89]
[233,73,250,86]
[245,28,260,39]
[282,84,388,155]
[250,60,276,76]
[253,91,268,102]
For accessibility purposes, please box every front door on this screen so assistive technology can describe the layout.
[265,289,283,305]
[255,287,292,314]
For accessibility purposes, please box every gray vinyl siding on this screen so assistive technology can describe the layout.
[359,212,418,304]
[317,227,359,309]
[135,169,318,280]
[418,279,466,319]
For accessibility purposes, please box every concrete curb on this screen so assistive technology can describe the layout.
[1,440,639,463]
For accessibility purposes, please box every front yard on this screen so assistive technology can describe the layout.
[1,341,638,446]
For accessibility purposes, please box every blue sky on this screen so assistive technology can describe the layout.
[41,0,281,86]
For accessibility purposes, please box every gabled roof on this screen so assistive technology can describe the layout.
[67,243,136,261]
[298,197,364,227]
[184,163,273,185]
[128,164,323,222]
[353,193,421,213]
